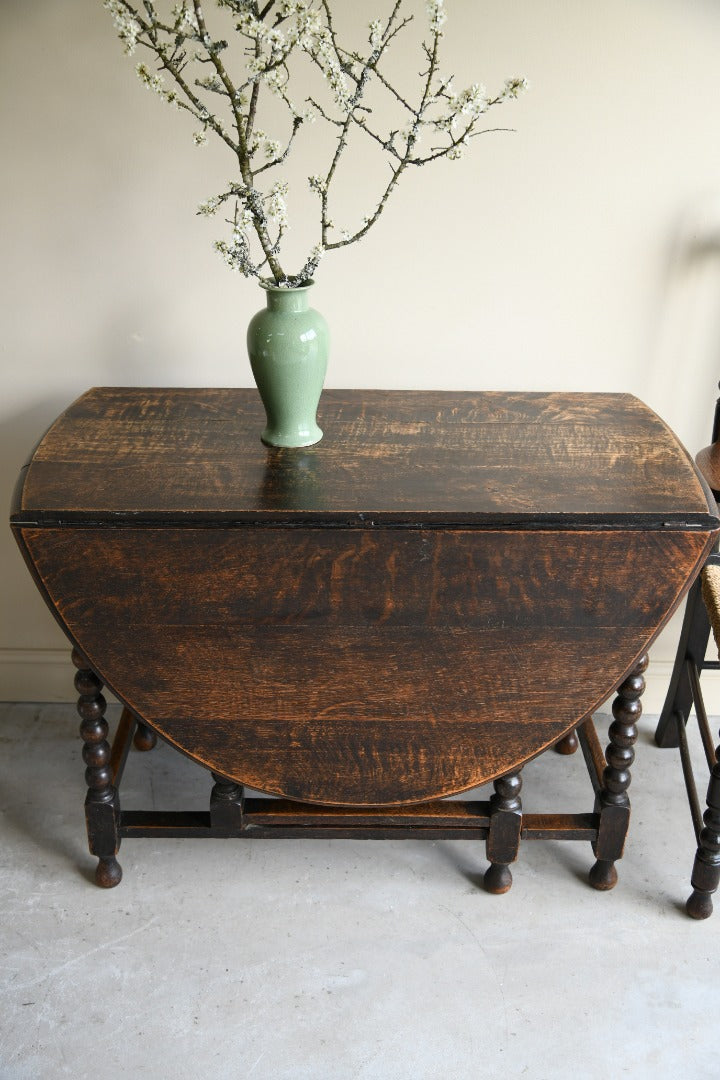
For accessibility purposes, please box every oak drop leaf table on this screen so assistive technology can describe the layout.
[10,388,719,891]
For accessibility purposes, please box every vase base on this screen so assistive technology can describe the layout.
[261,426,323,449]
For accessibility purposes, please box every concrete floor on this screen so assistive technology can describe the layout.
[1,702,718,1080]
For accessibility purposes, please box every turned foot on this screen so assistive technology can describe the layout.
[95,856,123,888]
[133,722,157,752]
[589,858,618,891]
[554,729,579,755]
[484,863,513,894]
[686,888,714,920]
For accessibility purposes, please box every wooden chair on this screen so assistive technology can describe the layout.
[655,382,720,918]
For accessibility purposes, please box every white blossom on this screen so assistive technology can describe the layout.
[262,68,288,97]
[502,76,529,99]
[279,0,313,16]
[105,0,527,284]
[248,130,282,160]
[457,83,488,118]
[197,74,223,92]
[426,0,447,37]
[266,181,289,229]
[104,0,141,55]
[136,62,164,95]
[308,175,327,195]
[197,196,221,216]
[238,205,254,230]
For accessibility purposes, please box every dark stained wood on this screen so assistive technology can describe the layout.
[10,388,720,887]
[577,717,606,795]
[589,654,647,890]
[72,649,122,888]
[117,804,599,842]
[109,706,136,785]
[210,773,245,832]
[11,388,716,524]
[655,574,713,750]
[484,771,523,894]
[133,721,157,752]
[554,730,579,755]
[18,524,712,805]
[241,797,490,827]
[687,744,720,919]
[519,814,597,841]
[20,526,709,630]
[652,385,720,916]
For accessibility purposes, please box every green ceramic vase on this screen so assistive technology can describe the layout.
[247,281,329,447]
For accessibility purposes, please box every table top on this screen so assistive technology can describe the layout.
[12,387,720,804]
[12,387,717,528]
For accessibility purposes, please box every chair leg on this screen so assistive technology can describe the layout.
[655,576,711,748]
[687,741,720,919]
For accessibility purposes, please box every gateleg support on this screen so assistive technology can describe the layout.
[210,772,245,833]
[484,771,522,894]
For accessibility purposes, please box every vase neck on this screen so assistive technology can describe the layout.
[264,285,312,313]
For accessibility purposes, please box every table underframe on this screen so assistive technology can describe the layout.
[73,648,648,893]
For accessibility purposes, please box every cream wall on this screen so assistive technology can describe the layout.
[2,0,720,709]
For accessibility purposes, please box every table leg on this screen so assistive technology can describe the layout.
[589,653,647,890]
[133,721,157,752]
[686,740,720,919]
[210,772,245,832]
[554,730,579,755]
[72,649,122,888]
[484,770,523,894]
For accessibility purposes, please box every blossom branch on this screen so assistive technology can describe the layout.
[103,0,527,285]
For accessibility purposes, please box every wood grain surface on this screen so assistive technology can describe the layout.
[12,388,716,524]
[20,523,712,804]
[12,388,719,805]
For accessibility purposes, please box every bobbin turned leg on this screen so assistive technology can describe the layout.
[133,721,157,752]
[484,770,523,894]
[589,654,647,891]
[72,648,122,888]
[686,740,720,919]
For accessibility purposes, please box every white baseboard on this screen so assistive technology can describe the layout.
[1,647,719,716]
[0,648,81,703]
